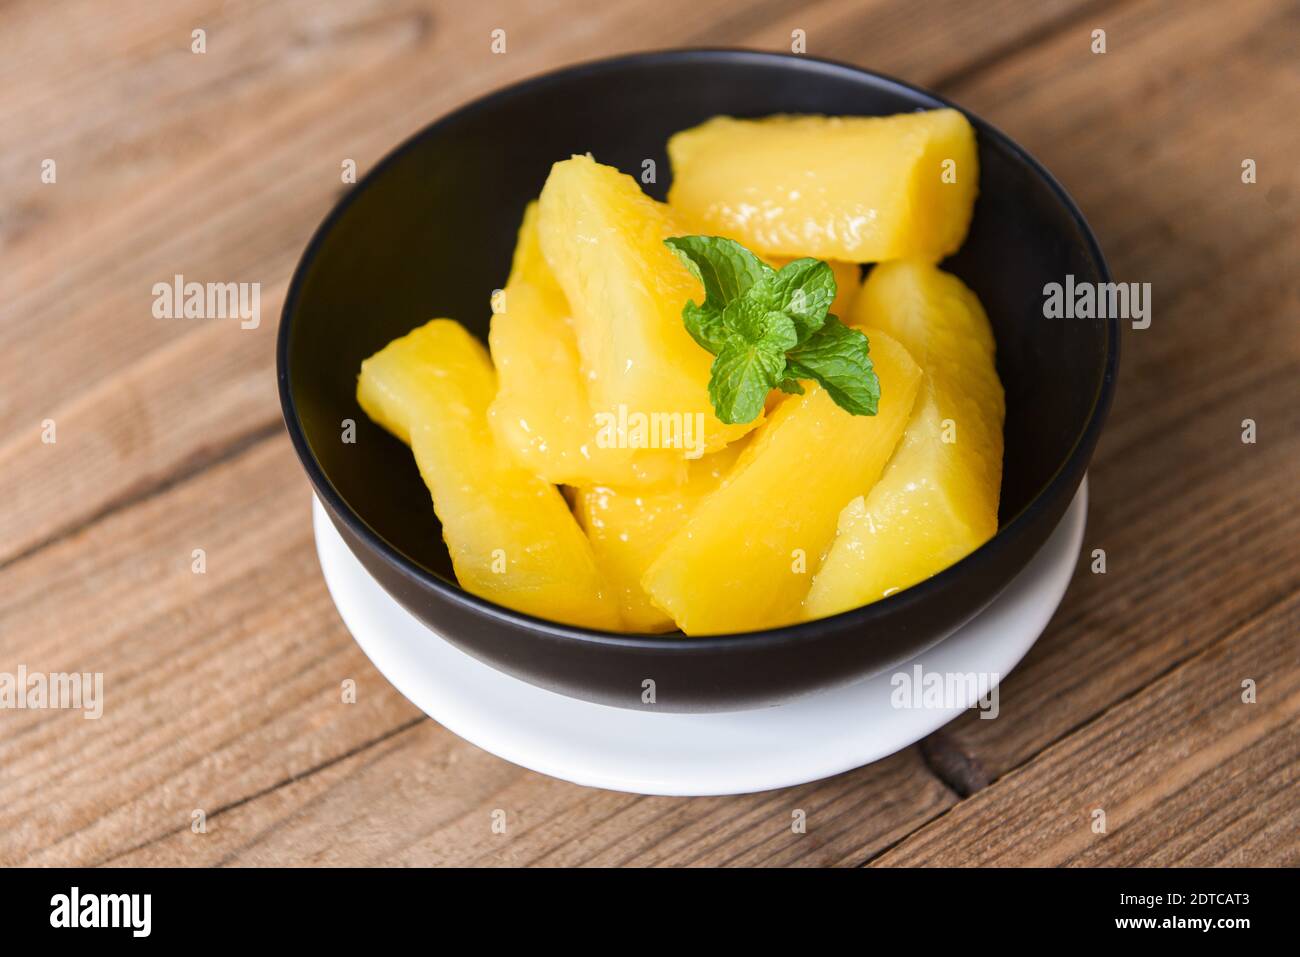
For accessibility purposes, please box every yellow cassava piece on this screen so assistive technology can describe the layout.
[667,110,978,263]
[488,202,687,488]
[537,154,760,455]
[642,329,922,635]
[574,437,750,633]
[357,318,620,629]
[804,260,1005,619]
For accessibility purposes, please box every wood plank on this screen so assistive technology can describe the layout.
[0,286,283,566]
[0,433,955,866]
[1,0,500,431]
[871,593,1300,866]
[3,0,1118,870]
[0,0,1101,562]
[0,438,419,866]
[907,0,1300,782]
[4,0,1294,868]
[107,728,954,867]
[677,0,1107,89]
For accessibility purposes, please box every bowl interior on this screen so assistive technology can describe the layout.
[283,51,1109,613]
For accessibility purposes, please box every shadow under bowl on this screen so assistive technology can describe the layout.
[278,49,1117,713]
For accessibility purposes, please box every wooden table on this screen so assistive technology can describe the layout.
[2,0,1296,867]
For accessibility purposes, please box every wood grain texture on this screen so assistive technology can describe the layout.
[902,0,1300,780]
[0,437,956,866]
[0,0,1105,563]
[872,594,1300,866]
[0,441,417,865]
[1,0,1296,866]
[109,722,955,867]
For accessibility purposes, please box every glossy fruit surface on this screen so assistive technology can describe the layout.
[488,204,686,488]
[281,50,1115,710]
[643,329,922,635]
[668,110,977,263]
[538,155,759,455]
[805,260,1005,618]
[358,319,620,629]
[575,439,748,633]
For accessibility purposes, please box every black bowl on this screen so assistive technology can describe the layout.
[279,49,1116,713]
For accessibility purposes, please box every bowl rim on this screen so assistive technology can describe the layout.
[278,46,1118,652]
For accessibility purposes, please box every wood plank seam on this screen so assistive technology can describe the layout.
[739,776,920,867]
[486,794,654,868]
[682,783,841,867]
[603,803,713,867]
[681,0,839,46]
[96,714,427,867]
[0,420,284,576]
[207,718,436,868]
[931,0,1133,94]
[0,1,1134,573]
[856,586,1300,865]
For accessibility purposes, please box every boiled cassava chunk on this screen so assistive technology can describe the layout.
[642,329,922,634]
[574,438,749,633]
[804,260,1004,619]
[488,203,687,488]
[667,111,977,263]
[537,155,760,455]
[357,318,620,629]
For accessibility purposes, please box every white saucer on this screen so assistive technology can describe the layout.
[313,479,1087,796]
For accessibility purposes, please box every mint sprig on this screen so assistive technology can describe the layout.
[664,236,880,425]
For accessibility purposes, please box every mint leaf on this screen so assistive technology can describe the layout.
[665,235,875,424]
[665,236,773,354]
[665,236,772,308]
[682,300,726,353]
[720,296,798,354]
[764,258,837,342]
[786,315,880,416]
[708,338,787,425]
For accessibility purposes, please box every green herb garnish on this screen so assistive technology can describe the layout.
[664,236,879,425]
